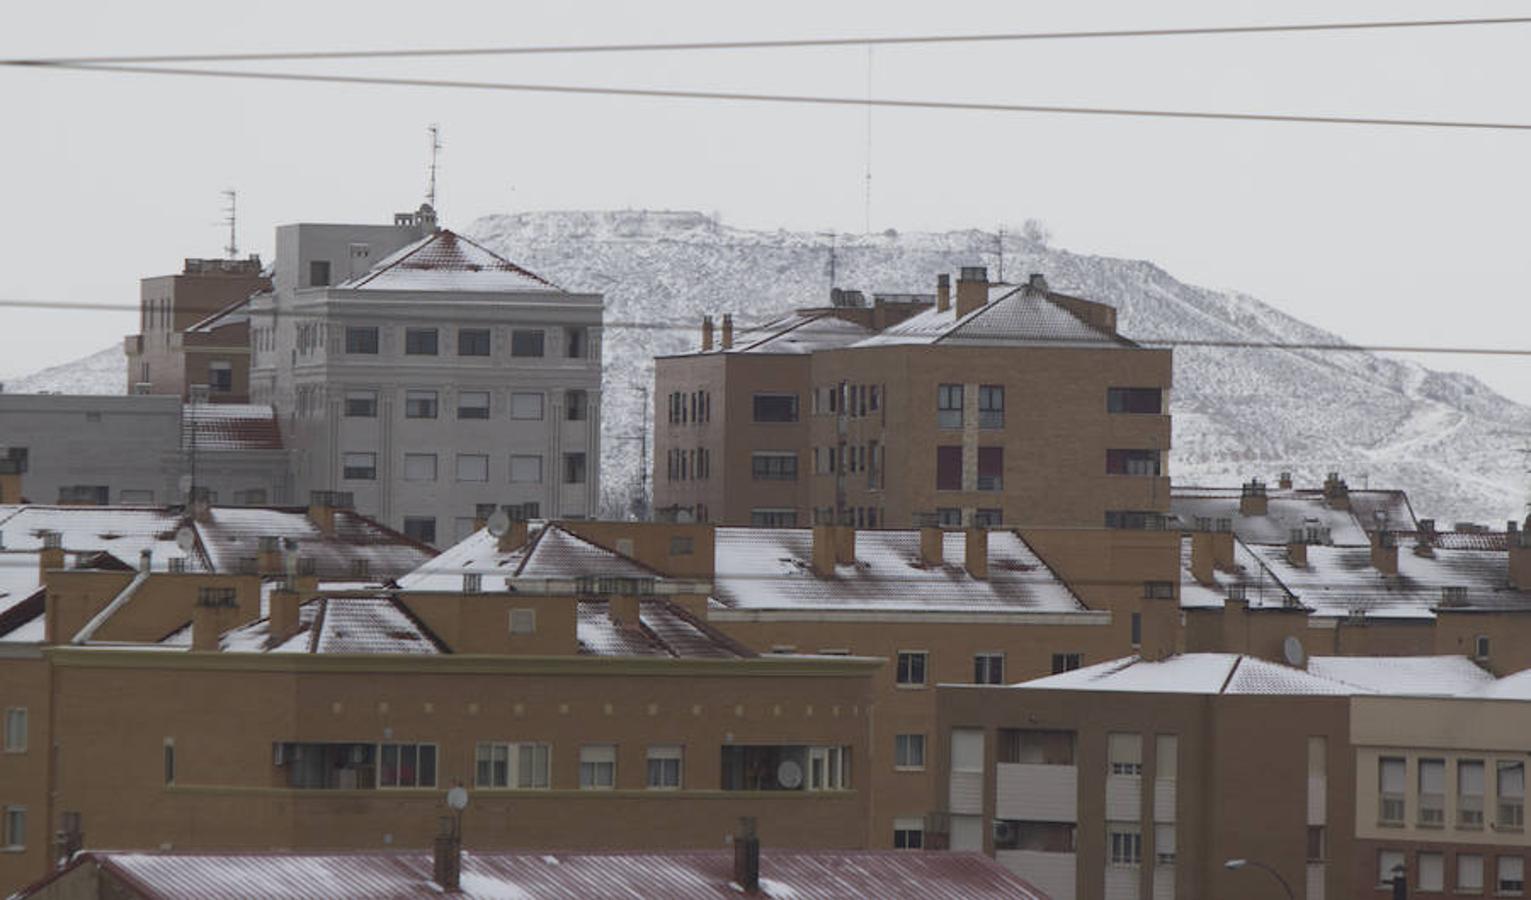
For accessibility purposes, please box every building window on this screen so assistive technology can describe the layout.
[1108,733,1142,777]
[474,742,548,789]
[511,392,544,420]
[1458,854,1484,892]
[1460,759,1486,827]
[1377,850,1405,888]
[974,508,1002,528]
[504,608,538,635]
[458,328,491,356]
[3,708,26,753]
[892,818,924,850]
[750,509,797,527]
[1501,857,1526,895]
[1500,762,1525,830]
[1130,612,1142,647]
[342,452,377,481]
[403,454,438,482]
[894,734,926,770]
[646,745,682,789]
[752,394,799,423]
[1142,581,1176,600]
[474,742,511,788]
[163,739,176,784]
[1155,823,1176,865]
[405,390,438,419]
[566,327,588,358]
[511,330,545,357]
[751,452,798,481]
[510,455,543,484]
[456,454,490,483]
[1306,825,1325,862]
[563,453,587,485]
[721,745,850,791]
[1419,758,1445,826]
[458,391,491,419]
[2,807,23,850]
[935,507,963,527]
[936,384,963,428]
[896,651,928,686]
[309,259,331,287]
[579,744,616,790]
[345,390,378,417]
[973,653,1005,685]
[977,447,1003,491]
[1107,449,1162,476]
[1106,510,1167,530]
[935,446,962,491]
[403,517,437,545]
[669,536,694,556]
[344,326,378,354]
[1051,653,1082,674]
[1476,634,1491,660]
[1107,387,1163,414]
[1417,852,1443,892]
[978,385,1004,428]
[404,328,438,355]
[209,361,234,393]
[1108,822,1142,866]
[565,390,588,421]
[1379,757,1406,824]
[379,743,437,788]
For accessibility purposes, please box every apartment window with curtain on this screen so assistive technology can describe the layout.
[977,385,1004,428]
[1417,852,1444,892]
[457,391,491,419]
[404,390,438,419]
[344,390,378,417]
[973,653,1004,684]
[1108,733,1142,777]
[1108,822,1142,866]
[936,384,963,429]
[579,745,616,789]
[1500,761,1526,830]
[935,446,962,491]
[977,447,1003,491]
[1499,857,1525,895]
[893,734,926,770]
[511,330,545,357]
[1107,449,1162,476]
[646,745,682,789]
[1458,855,1485,892]
[404,328,438,355]
[1377,850,1405,888]
[1460,759,1486,827]
[1378,757,1406,824]
[2,807,23,850]
[344,325,379,354]
[1419,758,1445,826]
[458,328,491,356]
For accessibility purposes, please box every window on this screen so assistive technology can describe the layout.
[721,745,850,791]
[379,743,438,788]
[342,452,377,481]
[1476,634,1491,660]
[579,745,616,789]
[1131,612,1142,647]
[978,385,1004,428]
[1377,850,1405,888]
[936,446,962,491]
[566,327,588,358]
[509,609,536,635]
[896,651,928,686]
[974,508,1002,528]
[894,734,926,770]
[1418,852,1443,892]
[937,384,963,428]
[935,507,963,527]
[974,653,1005,684]
[209,361,233,393]
[1501,857,1525,895]
[563,453,587,485]
[751,452,798,481]
[403,517,436,545]
[669,536,694,556]
[752,393,799,423]
[565,390,588,421]
[1108,822,1142,866]
[309,259,331,286]
[511,330,545,357]
[893,818,924,850]
[475,742,511,788]
[404,328,438,355]
[163,740,176,784]
[1155,823,1176,865]
[510,392,544,420]
[1419,758,1445,826]
[2,807,23,850]
[1461,759,1486,827]
[510,455,543,484]
[458,391,490,419]
[1106,510,1167,530]
[1109,733,1142,776]
[403,454,438,481]
[1107,387,1163,414]
[344,326,378,354]
[808,746,851,791]
[1107,449,1162,476]
[977,447,1003,491]
[1500,761,1525,830]
[1458,854,1484,892]
[345,390,378,417]
[1306,825,1325,862]
[456,454,490,482]
[458,328,491,356]
[1051,653,1082,674]
[405,390,438,419]
[646,745,682,789]
[1379,757,1406,824]
[3,708,25,752]
[750,509,797,527]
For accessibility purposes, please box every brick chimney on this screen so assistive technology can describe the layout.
[1371,530,1398,576]
[1286,528,1309,568]
[1509,520,1530,590]
[733,817,761,894]
[307,490,352,536]
[935,273,951,313]
[257,536,284,576]
[833,525,856,566]
[721,314,734,350]
[498,520,530,553]
[608,594,641,629]
[964,528,988,580]
[919,526,944,567]
[1239,479,1268,517]
[433,816,462,892]
[0,458,21,504]
[702,315,715,352]
[811,524,837,578]
[39,530,64,582]
[189,486,214,523]
[1277,471,1294,490]
[1322,473,1350,511]
[268,583,302,646]
[955,266,989,318]
[1190,522,1235,586]
[191,589,238,652]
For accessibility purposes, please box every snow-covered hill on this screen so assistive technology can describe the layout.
[4,344,124,395]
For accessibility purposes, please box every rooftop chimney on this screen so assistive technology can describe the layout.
[1190,521,1235,585]
[733,817,761,894]
[307,490,353,536]
[498,519,530,553]
[1322,472,1350,510]
[964,528,988,580]
[955,266,989,318]
[189,384,210,405]
[935,273,951,312]
[1286,528,1309,568]
[919,526,944,568]
[1026,272,1049,294]
[1277,470,1294,490]
[257,536,284,576]
[810,524,838,578]
[0,458,21,504]
[191,588,238,652]
[1371,530,1398,576]
[189,486,214,523]
[833,525,856,566]
[721,314,734,350]
[607,593,642,629]
[702,315,715,352]
[54,811,84,868]
[433,815,462,892]
[1510,519,1530,590]
[39,530,64,582]
[1239,479,1268,517]
[268,583,302,647]
[139,549,152,573]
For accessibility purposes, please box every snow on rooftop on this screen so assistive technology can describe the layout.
[575,599,748,659]
[854,283,1127,349]
[1307,655,1496,696]
[1016,653,1358,696]
[398,524,653,592]
[702,312,874,356]
[1178,535,1298,611]
[339,230,561,293]
[182,404,283,451]
[203,595,440,655]
[1248,543,1525,618]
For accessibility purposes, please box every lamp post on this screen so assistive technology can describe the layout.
[1225,858,1296,900]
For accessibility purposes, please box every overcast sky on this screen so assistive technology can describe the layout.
[2,0,1529,402]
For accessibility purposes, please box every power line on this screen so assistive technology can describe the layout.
[14,63,1531,132]
[5,16,1531,64]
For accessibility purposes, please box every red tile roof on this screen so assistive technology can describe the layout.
[182,404,283,451]
[342,229,560,292]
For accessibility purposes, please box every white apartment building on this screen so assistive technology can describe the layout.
[248,205,602,544]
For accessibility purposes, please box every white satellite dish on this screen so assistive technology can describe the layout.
[175,526,196,553]
[178,474,194,494]
[776,759,803,790]
[446,786,470,811]
[1283,635,1306,668]
[486,509,511,537]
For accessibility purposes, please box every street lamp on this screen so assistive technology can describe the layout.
[1225,858,1296,900]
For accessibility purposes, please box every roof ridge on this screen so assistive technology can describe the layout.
[1218,655,1244,694]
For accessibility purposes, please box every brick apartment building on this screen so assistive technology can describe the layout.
[125,255,270,402]
[654,268,1172,530]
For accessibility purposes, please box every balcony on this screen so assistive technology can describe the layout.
[996,763,1077,822]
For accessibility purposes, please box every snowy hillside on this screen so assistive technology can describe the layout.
[4,344,124,395]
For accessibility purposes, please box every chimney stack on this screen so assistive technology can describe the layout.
[1509,519,1530,590]
[810,524,838,578]
[1190,520,1236,585]
[833,525,856,566]
[307,490,352,536]
[0,455,22,504]
[1287,529,1309,568]
[191,589,238,652]
[733,817,761,894]
[1371,530,1398,576]
[919,526,944,568]
[721,314,734,350]
[702,315,715,352]
[257,536,284,576]
[39,530,64,582]
[1277,471,1294,491]
[607,593,642,629]
[268,583,302,647]
[498,519,530,553]
[139,548,152,573]
[1026,272,1049,294]
[964,528,988,580]
[1322,472,1350,510]
[955,266,989,318]
[433,815,462,892]
[1239,479,1268,517]
[935,273,951,313]
[190,486,214,523]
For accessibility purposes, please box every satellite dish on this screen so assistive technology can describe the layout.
[178,474,194,494]
[446,786,470,811]
[776,759,803,790]
[486,509,511,537]
[1283,635,1306,668]
[175,527,196,553]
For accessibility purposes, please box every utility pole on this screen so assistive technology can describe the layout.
[426,124,442,209]
[222,189,238,259]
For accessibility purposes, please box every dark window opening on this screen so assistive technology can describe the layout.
[978,447,1004,491]
[458,329,491,356]
[752,394,799,423]
[1107,449,1162,476]
[309,260,331,287]
[344,326,379,355]
[511,330,545,357]
[1107,387,1163,414]
[404,328,438,355]
[936,446,962,491]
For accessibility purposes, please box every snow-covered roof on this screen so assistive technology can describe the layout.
[1307,655,1495,696]
[698,312,875,356]
[1247,543,1526,619]
[1171,486,1416,545]
[168,594,444,655]
[1177,534,1299,610]
[577,599,749,659]
[853,282,1131,349]
[56,849,1045,899]
[1015,653,1360,696]
[710,528,1086,615]
[182,404,283,451]
[184,296,254,333]
[397,523,655,592]
[339,229,560,293]
[1474,668,1531,700]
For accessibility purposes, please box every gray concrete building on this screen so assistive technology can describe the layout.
[247,205,603,545]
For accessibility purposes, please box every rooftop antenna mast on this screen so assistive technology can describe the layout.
[863,45,873,234]
[426,124,442,209]
[996,225,1005,283]
[221,189,238,259]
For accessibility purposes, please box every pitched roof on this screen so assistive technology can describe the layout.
[1247,543,1527,619]
[1177,534,1300,611]
[1307,655,1495,696]
[694,312,875,356]
[1171,485,1417,546]
[854,282,1131,349]
[1014,653,1359,696]
[188,594,445,655]
[182,404,283,451]
[397,523,656,592]
[339,229,560,293]
[575,599,750,659]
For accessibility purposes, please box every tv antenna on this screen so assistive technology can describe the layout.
[426,124,442,209]
[221,189,238,259]
[863,45,873,234]
[996,224,1005,283]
